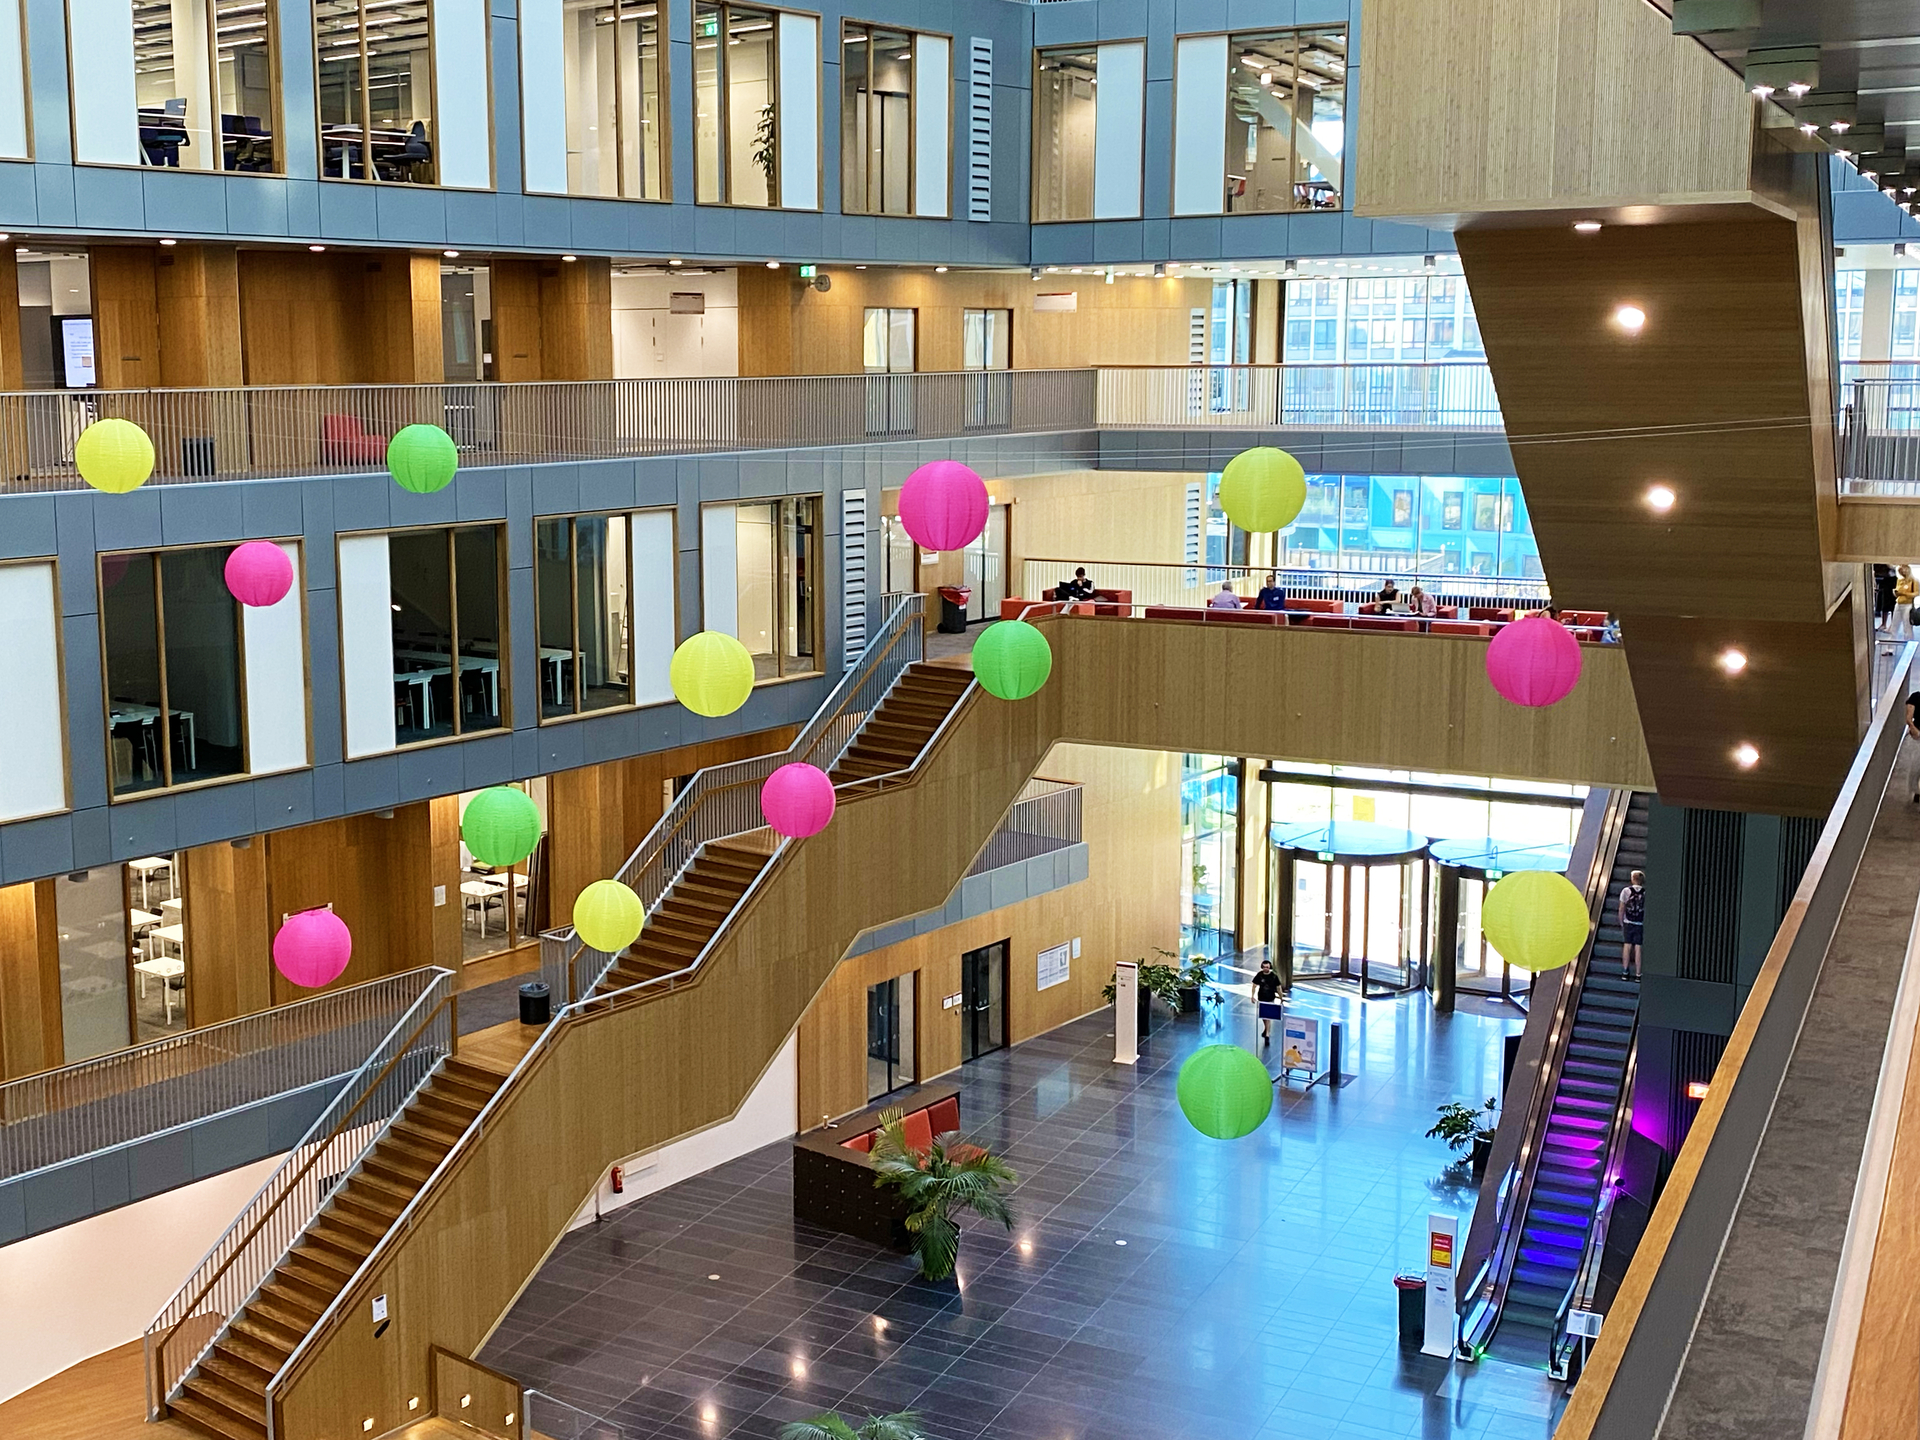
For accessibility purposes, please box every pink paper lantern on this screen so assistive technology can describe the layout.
[1486,614,1584,708]
[897,460,989,552]
[273,908,353,989]
[760,762,836,838]
[225,541,294,608]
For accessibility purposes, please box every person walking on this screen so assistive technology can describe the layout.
[1876,563,1897,633]
[1251,960,1283,1043]
[1897,565,1917,639]
[1619,870,1646,980]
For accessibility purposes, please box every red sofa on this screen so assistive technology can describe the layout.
[793,1083,963,1249]
[1000,588,1130,619]
[1430,620,1494,637]
[321,413,387,463]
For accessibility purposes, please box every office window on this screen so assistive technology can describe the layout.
[123,0,280,169]
[863,307,916,372]
[561,0,666,198]
[839,21,945,217]
[1221,27,1345,213]
[694,1,778,205]
[316,0,438,182]
[385,526,505,745]
[703,497,820,681]
[962,308,1011,369]
[1835,269,1865,363]
[1894,270,1920,360]
[536,514,633,717]
[1032,47,1095,221]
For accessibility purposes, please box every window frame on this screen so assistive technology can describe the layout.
[706,495,823,684]
[837,18,951,218]
[1193,23,1348,218]
[532,506,679,724]
[1029,43,1099,224]
[0,554,69,820]
[541,0,672,200]
[311,0,480,187]
[695,0,776,208]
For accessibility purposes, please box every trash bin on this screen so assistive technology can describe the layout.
[1394,1273,1426,1345]
[937,585,972,634]
[181,436,216,476]
[518,981,552,1025]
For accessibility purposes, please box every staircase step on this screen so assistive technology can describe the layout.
[171,1389,267,1440]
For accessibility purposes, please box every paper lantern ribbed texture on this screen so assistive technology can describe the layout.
[1176,1044,1274,1139]
[1481,869,1589,974]
[671,631,755,717]
[574,879,645,954]
[273,908,353,989]
[973,620,1052,701]
[462,786,542,868]
[1486,614,1584,708]
[897,460,989,552]
[1217,447,1306,533]
[75,419,156,494]
[761,762,836,838]
[224,542,295,608]
[387,423,459,494]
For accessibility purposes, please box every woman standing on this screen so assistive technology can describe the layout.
[1896,565,1917,639]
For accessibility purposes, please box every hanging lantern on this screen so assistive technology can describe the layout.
[973,620,1052,701]
[386,423,459,494]
[897,460,990,552]
[573,879,645,954]
[1481,869,1589,973]
[760,762,836,838]
[75,419,156,494]
[670,631,755,717]
[1176,1044,1274,1139]
[1486,614,1583,708]
[273,908,353,989]
[223,541,295,608]
[462,786,542,868]
[1217,447,1306,533]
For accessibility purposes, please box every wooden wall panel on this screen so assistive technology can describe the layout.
[0,879,62,1079]
[0,247,26,390]
[181,841,272,1026]
[429,796,464,973]
[540,256,614,380]
[489,259,543,382]
[989,469,1194,582]
[239,251,448,385]
[90,248,162,390]
[154,245,243,387]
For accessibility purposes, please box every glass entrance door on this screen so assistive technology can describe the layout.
[962,506,1008,622]
[959,940,1006,1060]
[866,975,915,1099]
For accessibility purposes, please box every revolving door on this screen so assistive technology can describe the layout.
[1267,820,1431,999]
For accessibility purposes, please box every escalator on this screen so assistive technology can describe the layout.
[1464,791,1648,1368]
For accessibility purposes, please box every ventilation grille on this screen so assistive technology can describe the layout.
[841,488,869,670]
[1677,808,1743,985]
[1668,1028,1729,1154]
[1183,481,1203,587]
[967,39,992,222]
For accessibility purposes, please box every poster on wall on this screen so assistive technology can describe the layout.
[1037,941,1071,991]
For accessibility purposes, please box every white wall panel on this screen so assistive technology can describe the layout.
[776,12,819,209]
[432,0,491,187]
[0,563,64,821]
[518,0,569,194]
[913,34,950,218]
[0,0,29,159]
[241,543,308,776]
[1172,34,1229,216]
[630,510,677,706]
[1092,41,1144,220]
[66,0,139,165]
[700,505,738,637]
[338,536,397,759]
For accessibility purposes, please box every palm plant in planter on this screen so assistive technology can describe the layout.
[869,1109,1015,1282]
[1102,948,1185,1033]
[1427,1097,1500,1181]
[779,1411,926,1440]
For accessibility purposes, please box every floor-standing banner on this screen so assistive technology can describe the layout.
[1114,961,1138,1065]
[1423,1211,1458,1357]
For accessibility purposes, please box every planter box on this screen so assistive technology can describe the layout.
[792,1081,964,1251]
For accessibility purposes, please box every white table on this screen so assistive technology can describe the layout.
[149,922,185,959]
[396,650,502,719]
[129,907,160,936]
[539,648,574,709]
[127,857,173,906]
[134,953,186,1023]
[108,704,196,775]
[460,879,506,935]
[161,897,183,924]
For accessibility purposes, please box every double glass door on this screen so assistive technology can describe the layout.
[866,975,915,1100]
[962,506,1008,622]
[960,940,1006,1061]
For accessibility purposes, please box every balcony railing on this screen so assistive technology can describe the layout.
[1841,374,1920,495]
[1095,362,1505,430]
[1023,559,1552,612]
[966,777,1082,875]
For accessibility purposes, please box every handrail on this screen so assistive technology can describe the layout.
[1550,1043,1638,1382]
[1021,558,1553,609]
[144,973,457,1417]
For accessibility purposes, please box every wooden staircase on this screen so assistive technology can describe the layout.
[829,664,973,784]
[167,1058,508,1440]
[591,841,772,998]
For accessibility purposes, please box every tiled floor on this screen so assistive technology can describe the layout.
[484,986,1565,1440]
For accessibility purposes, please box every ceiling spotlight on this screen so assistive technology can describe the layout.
[765,260,780,269]
[1800,123,1818,136]
[443,249,459,258]
[562,253,577,262]
[1105,267,1115,284]
[856,264,867,269]
[159,238,177,246]
[1613,304,1646,333]
[309,244,326,252]
[669,257,683,265]
[935,265,948,273]
[1423,253,1436,272]
[1750,83,1774,98]
[1030,266,1041,280]
[1787,82,1811,97]
[1832,120,1851,133]
[1733,742,1760,769]
[1644,484,1676,513]
[1718,648,1748,674]
[1574,220,1602,234]
[1259,71,1271,85]
[1835,148,1853,160]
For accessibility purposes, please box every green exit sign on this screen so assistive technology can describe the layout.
[798,264,817,278]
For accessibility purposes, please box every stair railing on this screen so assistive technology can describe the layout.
[539,592,925,1005]
[1458,788,1635,1358]
[1550,1043,1638,1381]
[142,974,459,1417]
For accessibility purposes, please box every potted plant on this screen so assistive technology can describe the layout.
[1427,1097,1500,1181]
[1102,952,1183,1035]
[869,1110,1015,1283]
[1177,956,1212,1014]
[780,1412,927,1440]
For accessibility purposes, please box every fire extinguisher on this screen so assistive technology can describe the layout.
[610,1164,624,1194]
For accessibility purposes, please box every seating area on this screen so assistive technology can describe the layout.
[320,413,388,463]
[1092,601,1616,642]
[791,1081,963,1249]
[1000,587,1132,619]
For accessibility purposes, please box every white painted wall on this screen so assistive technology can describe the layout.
[913,35,950,219]
[0,1155,281,1405]
[432,0,492,188]
[776,13,819,209]
[1171,34,1229,216]
[568,1034,797,1227]
[630,509,677,705]
[518,0,568,194]
[0,562,65,822]
[1092,41,1145,220]
[700,504,738,637]
[611,269,739,378]
[337,535,398,759]
[240,543,308,776]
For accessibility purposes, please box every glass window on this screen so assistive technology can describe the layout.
[562,0,666,198]
[1223,27,1344,214]
[102,546,251,795]
[694,2,778,206]
[1283,271,1483,365]
[863,307,915,372]
[1032,47,1096,221]
[1895,270,1920,360]
[126,851,189,1040]
[841,21,914,215]
[536,512,635,720]
[390,525,507,745]
[1269,472,1539,579]
[317,0,437,182]
[962,308,1011,370]
[133,0,280,171]
[1835,269,1866,363]
[56,867,131,1060]
[731,496,819,680]
[1181,754,1238,958]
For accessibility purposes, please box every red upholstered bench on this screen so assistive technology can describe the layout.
[1305,614,1354,629]
[1352,616,1420,632]
[1565,610,1608,627]
[1091,588,1132,616]
[1434,605,1459,619]
[1467,606,1515,622]
[794,1082,965,1250]
[1144,605,1207,621]
[1286,597,1344,614]
[1430,620,1493,637]
[1204,607,1283,625]
[321,413,387,463]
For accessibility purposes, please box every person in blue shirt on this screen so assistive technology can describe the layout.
[1255,573,1287,611]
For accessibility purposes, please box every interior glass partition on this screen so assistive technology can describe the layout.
[732,496,820,680]
[1222,27,1346,213]
[1032,47,1096,221]
[840,21,913,215]
[316,0,436,182]
[562,0,666,198]
[693,2,777,205]
[1181,754,1239,958]
[388,525,507,744]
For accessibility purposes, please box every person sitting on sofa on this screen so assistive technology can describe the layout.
[1255,573,1287,611]
[1208,582,1243,609]
[1055,567,1096,602]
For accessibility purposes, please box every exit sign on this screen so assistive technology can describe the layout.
[798,264,818,278]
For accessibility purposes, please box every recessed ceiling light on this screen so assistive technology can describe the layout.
[1750,83,1774,98]
[1614,304,1646,333]
[1645,484,1676,513]
[669,257,682,265]
[1718,648,1748,674]
[1832,120,1851,133]
[766,260,779,269]
[935,265,948,273]
[443,249,459,258]
[1787,82,1811,97]
[159,238,177,246]
[562,253,576,262]
[1574,221,1602,234]
[309,244,326,252]
[1733,742,1760,768]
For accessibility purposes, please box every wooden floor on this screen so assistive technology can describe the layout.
[0,1340,203,1440]
[458,1018,541,1077]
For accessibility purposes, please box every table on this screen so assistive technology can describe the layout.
[129,908,160,936]
[161,897,183,924]
[150,923,185,959]
[134,954,186,1023]
[107,703,196,774]
[394,651,503,726]
[460,879,506,936]
[127,856,172,906]
[394,667,441,732]
[539,648,574,709]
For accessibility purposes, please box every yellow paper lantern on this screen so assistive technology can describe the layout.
[1481,869,1590,973]
[670,631,755,717]
[1217,447,1306,533]
[75,419,156,494]
[573,879,644,954]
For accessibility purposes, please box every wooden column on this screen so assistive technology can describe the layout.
[488,258,542,382]
[0,246,26,390]
[89,246,162,389]
[0,879,63,1080]
[430,795,464,971]
[181,839,273,1025]
[358,252,444,384]
[734,263,794,376]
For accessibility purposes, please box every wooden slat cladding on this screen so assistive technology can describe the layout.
[1677,810,1742,986]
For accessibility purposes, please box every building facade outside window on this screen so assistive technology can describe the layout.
[1272,473,1540,579]
[1181,754,1238,958]
[702,496,822,681]
[1283,273,1485,363]
[561,0,667,198]
[1222,28,1344,213]
[1835,268,1865,362]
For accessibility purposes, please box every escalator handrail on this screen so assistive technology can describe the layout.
[1551,1042,1638,1379]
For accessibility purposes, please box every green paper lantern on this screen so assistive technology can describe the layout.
[461,786,541,868]
[386,423,459,494]
[1176,1044,1273,1140]
[1218,446,1306,533]
[973,619,1052,701]
[1481,868,1589,974]
[75,418,156,494]
[573,879,644,954]
[670,631,756,717]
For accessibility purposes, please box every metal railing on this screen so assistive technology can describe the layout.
[525,1389,634,1439]
[1021,559,1552,612]
[1841,376,1920,493]
[0,968,444,1182]
[1096,362,1503,430]
[1550,1044,1637,1382]
[539,591,928,1006]
[143,972,458,1417]
[966,777,1082,876]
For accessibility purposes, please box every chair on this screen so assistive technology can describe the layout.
[1143,606,1206,621]
[376,121,433,182]
[1430,620,1493,637]
[321,413,388,463]
[1352,616,1420,632]
[1467,606,1515,622]
[1204,607,1282,626]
